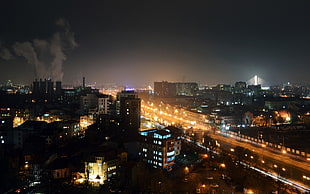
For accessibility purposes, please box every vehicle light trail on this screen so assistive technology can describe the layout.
[183,136,310,192]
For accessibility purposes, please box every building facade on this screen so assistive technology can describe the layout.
[138,128,181,170]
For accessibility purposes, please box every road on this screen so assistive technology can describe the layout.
[141,100,310,191]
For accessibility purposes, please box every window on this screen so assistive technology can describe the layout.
[167,156,175,162]
[167,151,175,156]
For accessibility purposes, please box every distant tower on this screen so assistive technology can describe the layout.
[39,79,47,94]
[56,81,62,96]
[117,90,141,138]
[33,79,40,96]
[254,75,258,86]
[83,77,85,88]
[47,79,54,101]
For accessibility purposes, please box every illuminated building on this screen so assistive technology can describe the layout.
[80,115,95,130]
[116,90,139,114]
[248,84,261,96]
[0,107,14,129]
[80,93,111,115]
[138,128,181,170]
[212,84,232,92]
[234,81,247,94]
[52,120,80,137]
[83,153,121,185]
[98,94,110,114]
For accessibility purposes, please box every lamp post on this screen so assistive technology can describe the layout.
[273,164,286,193]
[158,181,162,193]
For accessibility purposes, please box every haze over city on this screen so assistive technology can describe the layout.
[1,1,310,87]
[3,2,310,193]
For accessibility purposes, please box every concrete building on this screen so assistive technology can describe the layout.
[84,154,121,185]
[154,81,198,97]
[80,93,111,115]
[234,81,247,94]
[138,128,181,170]
[116,90,141,138]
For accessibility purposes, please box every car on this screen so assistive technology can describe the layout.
[207,176,214,180]
[210,183,219,188]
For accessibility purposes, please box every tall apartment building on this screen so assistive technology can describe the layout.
[138,128,181,170]
[116,90,141,137]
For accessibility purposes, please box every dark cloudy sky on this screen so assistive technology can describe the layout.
[0,0,310,87]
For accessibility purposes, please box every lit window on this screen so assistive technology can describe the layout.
[167,151,175,156]
[167,156,175,162]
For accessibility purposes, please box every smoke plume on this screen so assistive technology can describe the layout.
[0,18,77,81]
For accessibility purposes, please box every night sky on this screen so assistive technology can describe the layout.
[0,0,309,87]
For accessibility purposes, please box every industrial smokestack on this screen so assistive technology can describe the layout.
[83,77,85,88]
[56,81,62,96]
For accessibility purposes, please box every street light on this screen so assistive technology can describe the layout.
[184,166,189,175]
[158,181,162,192]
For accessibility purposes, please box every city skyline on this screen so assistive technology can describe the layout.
[0,1,310,87]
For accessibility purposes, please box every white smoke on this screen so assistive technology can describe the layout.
[50,33,66,81]
[56,18,78,49]
[12,41,47,79]
[0,18,77,81]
